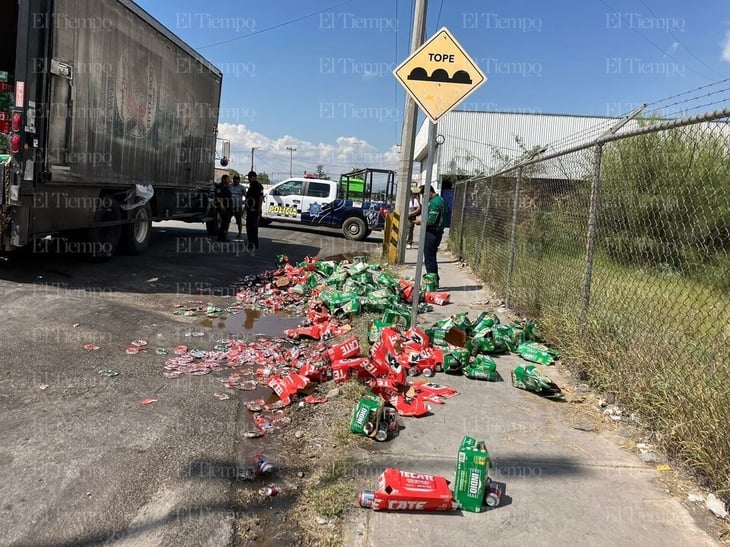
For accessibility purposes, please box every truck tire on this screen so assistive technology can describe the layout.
[120,203,152,254]
[205,209,221,237]
[87,197,122,258]
[342,216,367,241]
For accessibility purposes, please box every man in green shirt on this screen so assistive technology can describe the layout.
[414,185,448,287]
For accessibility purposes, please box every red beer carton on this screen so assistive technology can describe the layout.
[359,468,458,512]
[265,373,311,405]
[425,291,451,305]
[403,326,430,348]
[331,356,370,383]
[325,335,361,361]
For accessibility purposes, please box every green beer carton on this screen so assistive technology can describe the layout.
[442,347,470,373]
[350,393,383,435]
[454,436,490,512]
[466,334,494,355]
[470,311,500,335]
[516,341,559,365]
[425,327,448,347]
[463,354,498,381]
[511,365,564,399]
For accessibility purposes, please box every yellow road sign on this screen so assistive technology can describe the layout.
[394,27,487,123]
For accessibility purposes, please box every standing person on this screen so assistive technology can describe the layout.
[215,174,233,242]
[244,171,264,252]
[406,186,422,249]
[229,174,245,239]
[413,185,448,287]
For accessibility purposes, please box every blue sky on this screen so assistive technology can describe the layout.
[138,0,730,181]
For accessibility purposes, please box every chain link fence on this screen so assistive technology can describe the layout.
[449,109,730,501]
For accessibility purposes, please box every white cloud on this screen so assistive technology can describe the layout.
[666,41,680,55]
[722,30,730,62]
[217,123,399,181]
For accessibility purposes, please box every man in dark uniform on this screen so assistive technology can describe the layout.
[244,171,264,252]
[215,174,233,242]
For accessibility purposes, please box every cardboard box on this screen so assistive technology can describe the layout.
[454,435,490,512]
[349,392,383,435]
[360,468,458,511]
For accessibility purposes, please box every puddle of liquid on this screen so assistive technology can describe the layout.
[199,309,303,338]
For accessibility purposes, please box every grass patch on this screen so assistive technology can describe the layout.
[453,225,730,503]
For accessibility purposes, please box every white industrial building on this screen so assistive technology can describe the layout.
[413,110,637,188]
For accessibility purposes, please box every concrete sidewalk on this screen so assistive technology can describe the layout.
[343,242,719,547]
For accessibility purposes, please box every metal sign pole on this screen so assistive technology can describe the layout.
[410,121,437,327]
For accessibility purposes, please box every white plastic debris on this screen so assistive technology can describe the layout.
[705,493,728,519]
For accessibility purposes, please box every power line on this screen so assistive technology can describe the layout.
[435,0,445,30]
[598,0,717,82]
[636,0,725,79]
[195,0,354,50]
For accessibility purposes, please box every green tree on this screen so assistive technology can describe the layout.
[227,168,241,178]
[257,172,271,185]
[315,164,329,179]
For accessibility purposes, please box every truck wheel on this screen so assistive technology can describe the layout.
[87,197,122,258]
[120,203,152,254]
[205,209,221,237]
[342,217,367,241]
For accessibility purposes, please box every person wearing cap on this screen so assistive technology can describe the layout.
[229,174,245,239]
[413,185,448,287]
[244,171,264,252]
[406,186,422,249]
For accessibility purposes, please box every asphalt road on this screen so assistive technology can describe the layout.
[0,220,383,547]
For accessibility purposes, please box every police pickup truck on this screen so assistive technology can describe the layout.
[260,168,396,241]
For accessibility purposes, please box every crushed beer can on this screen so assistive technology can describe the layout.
[258,485,279,497]
[485,480,502,508]
[253,454,275,474]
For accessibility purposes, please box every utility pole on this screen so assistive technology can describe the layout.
[396,0,427,264]
[286,147,296,177]
[250,147,258,172]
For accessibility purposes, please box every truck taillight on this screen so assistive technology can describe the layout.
[9,134,20,154]
[11,113,21,132]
